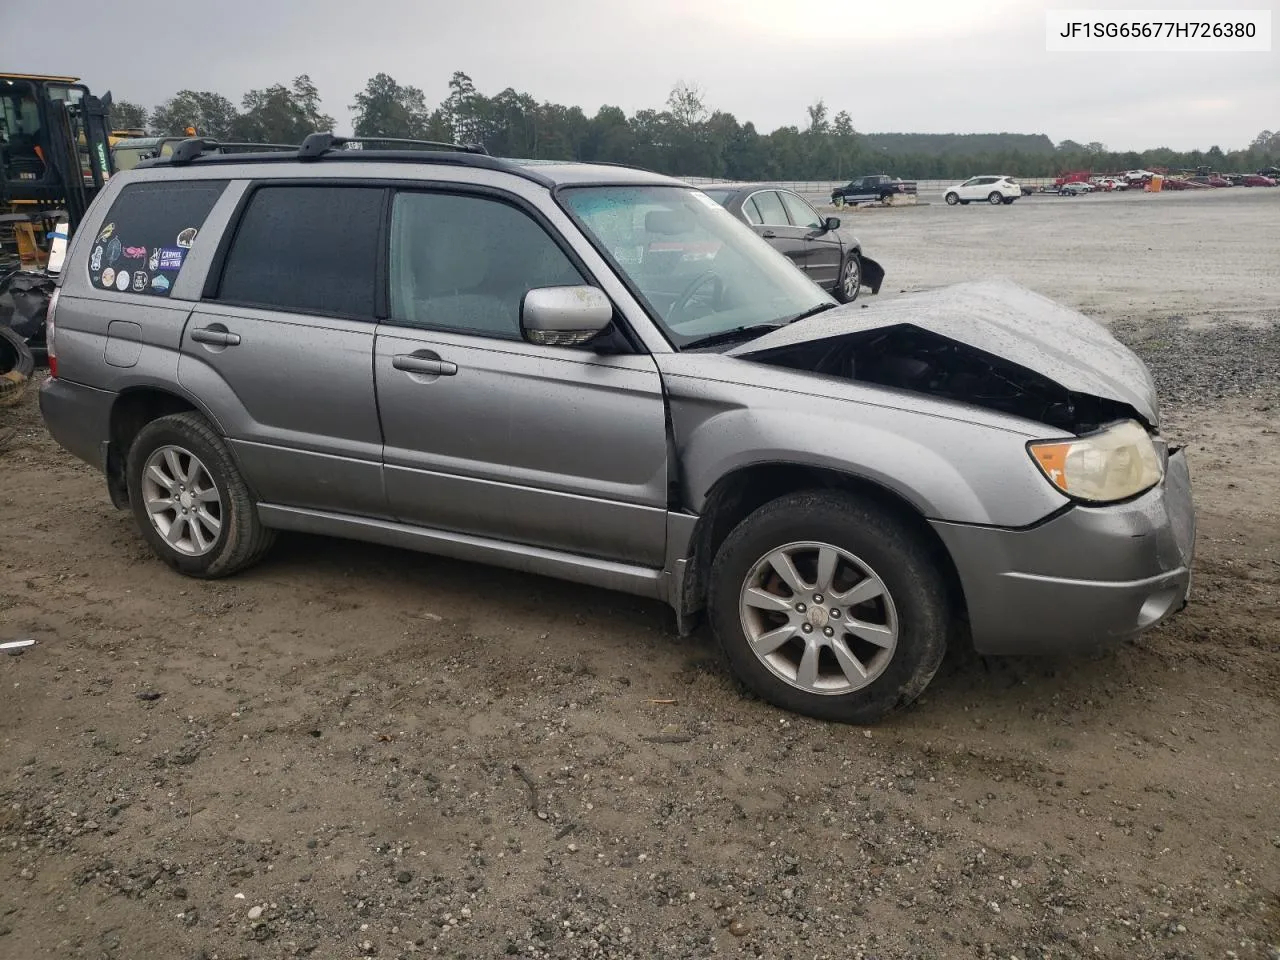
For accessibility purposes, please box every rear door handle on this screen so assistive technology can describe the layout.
[393,354,458,376]
[761,230,776,238]
[191,327,241,346]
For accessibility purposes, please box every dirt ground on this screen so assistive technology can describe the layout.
[2,187,1278,960]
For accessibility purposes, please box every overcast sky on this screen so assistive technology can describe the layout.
[3,0,1275,151]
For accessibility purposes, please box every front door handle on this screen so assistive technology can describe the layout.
[761,229,776,238]
[191,327,241,347]
[393,354,458,376]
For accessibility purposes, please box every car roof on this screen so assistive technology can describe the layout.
[135,146,687,190]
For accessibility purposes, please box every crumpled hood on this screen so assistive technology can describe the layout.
[729,279,1160,426]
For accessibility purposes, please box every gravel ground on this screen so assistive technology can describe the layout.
[2,187,1278,960]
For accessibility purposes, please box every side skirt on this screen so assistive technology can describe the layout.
[257,503,668,601]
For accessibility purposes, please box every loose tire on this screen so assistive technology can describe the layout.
[834,254,861,303]
[126,412,275,578]
[708,492,951,724]
[944,192,959,206]
[988,192,1003,205]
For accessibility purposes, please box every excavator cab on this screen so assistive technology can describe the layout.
[1,74,115,267]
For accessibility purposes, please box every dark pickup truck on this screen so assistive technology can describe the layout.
[831,175,917,205]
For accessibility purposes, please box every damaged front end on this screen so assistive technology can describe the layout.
[730,279,1159,435]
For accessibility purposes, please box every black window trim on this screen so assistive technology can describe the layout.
[206,179,389,323]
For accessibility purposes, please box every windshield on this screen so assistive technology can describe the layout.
[559,185,830,348]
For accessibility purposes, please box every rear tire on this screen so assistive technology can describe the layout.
[708,492,951,724]
[987,192,1003,205]
[126,412,275,578]
[944,192,959,206]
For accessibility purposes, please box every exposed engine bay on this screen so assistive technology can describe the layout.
[749,324,1142,435]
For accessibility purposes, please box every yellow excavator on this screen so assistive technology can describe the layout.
[1,73,115,269]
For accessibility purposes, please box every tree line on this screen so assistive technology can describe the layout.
[107,72,1280,180]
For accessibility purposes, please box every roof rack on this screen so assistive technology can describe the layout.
[167,138,296,164]
[297,133,489,158]
[138,132,554,188]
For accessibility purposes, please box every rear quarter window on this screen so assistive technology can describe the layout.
[87,180,228,297]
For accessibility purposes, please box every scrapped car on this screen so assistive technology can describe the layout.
[40,135,1195,724]
[1239,174,1277,186]
[700,184,883,302]
[1056,181,1094,196]
[1188,175,1232,188]
[830,175,915,206]
[943,176,1021,205]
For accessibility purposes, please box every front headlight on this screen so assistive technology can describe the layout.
[1028,420,1163,503]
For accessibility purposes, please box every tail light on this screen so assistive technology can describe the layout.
[46,286,59,378]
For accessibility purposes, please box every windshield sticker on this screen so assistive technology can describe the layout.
[122,245,147,260]
[176,227,198,248]
[115,271,131,292]
[101,267,116,288]
[96,222,115,243]
[150,274,171,293]
[131,271,149,292]
[158,248,185,270]
[105,236,123,265]
[148,249,161,271]
[90,246,104,272]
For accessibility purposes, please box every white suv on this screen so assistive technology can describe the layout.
[943,176,1021,206]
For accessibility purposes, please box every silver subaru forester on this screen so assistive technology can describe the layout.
[39,134,1195,723]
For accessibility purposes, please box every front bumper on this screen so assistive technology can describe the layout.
[931,449,1196,655]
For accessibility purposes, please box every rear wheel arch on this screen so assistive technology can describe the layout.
[107,387,223,508]
[677,462,967,629]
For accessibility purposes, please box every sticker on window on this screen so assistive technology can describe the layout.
[86,180,227,297]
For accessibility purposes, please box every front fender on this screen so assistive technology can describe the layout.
[661,360,1068,529]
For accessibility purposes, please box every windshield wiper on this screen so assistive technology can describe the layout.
[781,302,839,325]
[679,302,838,351]
[681,323,785,351]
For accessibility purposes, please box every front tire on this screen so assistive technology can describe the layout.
[834,254,861,303]
[126,412,275,578]
[944,192,959,206]
[708,492,951,724]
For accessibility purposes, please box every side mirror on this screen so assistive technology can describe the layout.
[521,285,613,347]
[824,216,841,231]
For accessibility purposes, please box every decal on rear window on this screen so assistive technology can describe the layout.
[87,181,227,298]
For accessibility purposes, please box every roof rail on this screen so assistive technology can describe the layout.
[136,132,555,187]
[298,133,488,159]
[167,137,298,164]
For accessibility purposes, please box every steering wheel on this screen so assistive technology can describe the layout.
[667,271,724,323]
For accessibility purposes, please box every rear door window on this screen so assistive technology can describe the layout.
[87,180,227,297]
[216,185,384,319]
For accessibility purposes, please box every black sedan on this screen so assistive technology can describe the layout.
[700,185,885,302]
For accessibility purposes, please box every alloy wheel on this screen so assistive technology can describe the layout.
[738,541,899,695]
[141,444,223,557]
[842,258,861,299]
